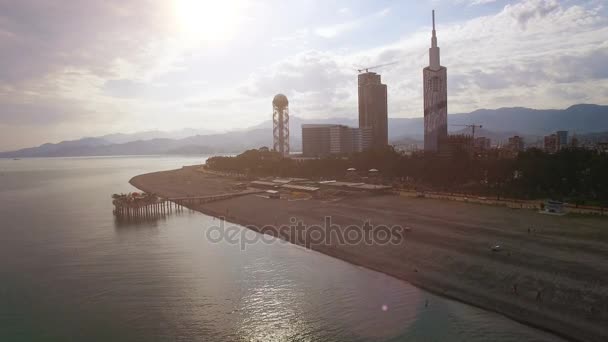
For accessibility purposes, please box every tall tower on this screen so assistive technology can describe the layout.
[358,72,388,149]
[423,10,448,152]
[272,94,290,157]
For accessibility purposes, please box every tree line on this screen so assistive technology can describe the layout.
[205,147,608,205]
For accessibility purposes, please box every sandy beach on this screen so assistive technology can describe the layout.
[130,166,608,342]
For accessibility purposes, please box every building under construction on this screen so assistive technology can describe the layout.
[358,72,388,149]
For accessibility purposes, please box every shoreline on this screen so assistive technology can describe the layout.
[130,166,608,342]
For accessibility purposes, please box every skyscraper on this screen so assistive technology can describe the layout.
[423,10,448,152]
[358,72,388,149]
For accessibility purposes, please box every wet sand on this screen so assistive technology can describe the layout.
[131,166,608,342]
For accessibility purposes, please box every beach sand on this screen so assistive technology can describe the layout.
[131,166,608,342]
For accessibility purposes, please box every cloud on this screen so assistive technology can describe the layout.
[314,8,391,38]
[242,51,352,98]
[457,0,499,6]
[472,0,499,4]
[248,0,608,119]
[0,0,607,150]
[0,1,173,85]
[506,0,560,28]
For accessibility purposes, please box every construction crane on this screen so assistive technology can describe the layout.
[452,124,483,140]
[356,61,398,73]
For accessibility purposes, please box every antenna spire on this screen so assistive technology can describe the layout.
[431,10,438,49]
[429,10,440,70]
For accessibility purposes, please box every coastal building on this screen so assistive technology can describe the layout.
[556,130,568,149]
[351,126,373,153]
[358,72,388,149]
[544,134,558,153]
[438,134,473,158]
[302,124,371,157]
[302,125,330,157]
[474,137,491,151]
[507,135,525,152]
[423,10,448,152]
[272,94,290,157]
[570,134,579,148]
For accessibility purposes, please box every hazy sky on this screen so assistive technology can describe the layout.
[0,0,607,150]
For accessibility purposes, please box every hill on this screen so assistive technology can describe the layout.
[1,104,606,158]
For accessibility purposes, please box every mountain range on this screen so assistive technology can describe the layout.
[1,104,606,158]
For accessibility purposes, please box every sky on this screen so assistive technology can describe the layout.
[0,0,607,151]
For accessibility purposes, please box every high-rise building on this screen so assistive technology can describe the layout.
[272,94,290,157]
[423,10,448,152]
[302,124,371,157]
[358,72,388,149]
[352,127,373,153]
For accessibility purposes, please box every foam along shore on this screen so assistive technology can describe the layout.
[130,166,608,342]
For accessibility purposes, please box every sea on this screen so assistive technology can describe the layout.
[0,156,565,341]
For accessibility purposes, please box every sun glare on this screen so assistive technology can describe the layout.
[174,0,242,43]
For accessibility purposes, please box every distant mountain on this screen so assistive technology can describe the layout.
[0,137,111,158]
[1,104,606,158]
[577,131,608,145]
[99,128,216,144]
[388,104,608,140]
[451,104,608,135]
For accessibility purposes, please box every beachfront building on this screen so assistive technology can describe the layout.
[302,124,371,157]
[438,134,473,158]
[544,134,558,153]
[507,135,525,152]
[474,137,491,151]
[556,131,568,150]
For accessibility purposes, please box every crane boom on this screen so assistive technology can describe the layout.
[451,124,483,139]
[357,61,398,73]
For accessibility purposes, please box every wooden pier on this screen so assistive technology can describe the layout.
[168,190,264,206]
[112,190,263,220]
[112,192,185,219]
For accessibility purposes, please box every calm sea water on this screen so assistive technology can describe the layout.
[0,156,564,341]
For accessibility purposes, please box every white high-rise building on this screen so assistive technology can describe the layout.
[423,10,448,152]
[302,124,371,157]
